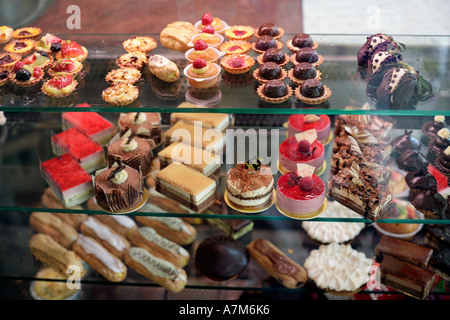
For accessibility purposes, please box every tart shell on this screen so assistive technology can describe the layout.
[224,25,255,41]
[253,67,287,84]
[294,85,332,105]
[0,53,22,70]
[122,36,157,53]
[105,67,142,85]
[116,51,148,69]
[286,39,319,52]
[48,59,82,77]
[252,40,283,55]
[42,79,78,98]
[102,84,140,106]
[256,82,293,104]
[12,27,42,39]
[4,39,35,56]
[220,54,255,74]
[290,53,323,67]
[287,68,322,86]
[8,69,44,87]
[219,40,252,55]
[255,27,285,40]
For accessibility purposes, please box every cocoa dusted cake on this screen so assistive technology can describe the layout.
[118,112,161,145]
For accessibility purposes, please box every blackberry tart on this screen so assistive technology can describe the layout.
[253,61,287,83]
[256,79,293,104]
[294,78,332,105]
[9,62,44,87]
[291,47,323,67]
[288,62,321,85]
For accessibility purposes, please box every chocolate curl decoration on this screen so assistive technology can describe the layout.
[245,157,263,171]
[126,131,136,144]
[108,163,126,181]
[134,112,141,122]
[287,171,302,187]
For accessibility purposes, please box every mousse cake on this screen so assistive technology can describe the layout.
[118,112,161,145]
[287,114,330,143]
[41,153,95,208]
[155,162,216,213]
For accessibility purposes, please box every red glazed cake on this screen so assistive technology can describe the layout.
[288,114,331,143]
[279,129,324,174]
[51,127,106,173]
[41,153,95,208]
[276,164,326,217]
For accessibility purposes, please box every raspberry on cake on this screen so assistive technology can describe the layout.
[41,153,95,208]
[186,39,223,63]
[184,58,221,89]
[195,12,228,34]
[288,114,331,144]
[51,127,106,173]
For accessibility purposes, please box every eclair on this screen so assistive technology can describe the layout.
[135,216,196,245]
[29,211,78,248]
[247,238,308,289]
[124,246,187,293]
[29,233,85,279]
[129,227,190,267]
[72,234,127,282]
[80,217,131,260]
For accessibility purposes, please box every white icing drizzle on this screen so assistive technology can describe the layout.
[140,216,192,235]
[138,227,189,257]
[148,55,170,68]
[371,51,391,73]
[128,247,186,282]
[111,215,136,229]
[83,217,128,252]
[389,68,406,93]
[77,235,124,273]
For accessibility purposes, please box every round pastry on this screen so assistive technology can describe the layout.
[123,36,157,53]
[257,47,288,67]
[35,33,63,53]
[107,130,154,177]
[12,27,41,39]
[422,115,446,143]
[302,200,365,244]
[184,58,221,89]
[57,41,88,62]
[4,39,35,56]
[396,149,428,172]
[252,35,282,54]
[288,114,331,143]
[23,50,53,70]
[276,166,326,217]
[253,61,286,83]
[220,54,255,74]
[390,129,420,157]
[288,62,321,85]
[190,32,224,49]
[376,199,422,237]
[428,128,450,160]
[279,130,325,173]
[105,67,142,85]
[94,163,144,213]
[219,40,252,55]
[408,189,445,218]
[116,51,148,69]
[102,83,139,106]
[31,268,79,300]
[224,25,255,41]
[295,78,332,105]
[287,33,318,51]
[226,160,274,211]
[0,26,13,44]
[0,52,21,70]
[304,242,372,295]
[357,33,402,67]
[0,70,9,87]
[48,58,83,77]
[388,169,408,196]
[194,235,249,282]
[256,79,293,103]
[186,39,222,63]
[9,62,44,87]
[405,168,438,192]
[435,146,450,176]
[255,22,284,40]
[291,47,322,67]
[195,13,228,34]
[42,73,77,97]
[118,112,161,143]
[367,51,400,86]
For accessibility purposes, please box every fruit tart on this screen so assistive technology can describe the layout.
[57,40,88,62]
[116,51,148,69]
[0,53,21,70]
[23,50,53,70]
[183,58,221,89]
[0,26,13,44]
[195,13,228,34]
[102,83,139,106]
[9,61,44,87]
[0,70,9,87]
[12,27,42,39]
[35,33,63,54]
[219,40,252,55]
[224,25,255,41]
[123,36,157,53]
[42,73,78,97]
[105,67,142,85]
[4,39,35,56]
[220,54,255,74]
[48,58,83,77]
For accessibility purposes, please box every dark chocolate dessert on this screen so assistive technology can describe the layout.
[391,130,420,157]
[405,169,437,192]
[425,225,450,250]
[262,79,288,98]
[257,22,280,37]
[428,128,450,160]
[294,47,319,64]
[262,48,286,65]
[254,35,277,51]
[257,62,282,80]
[408,189,445,218]
[430,247,450,281]
[291,33,314,48]
[367,51,400,86]
[357,33,403,67]
[422,116,446,143]
[396,149,428,172]
[292,62,317,81]
[434,147,450,176]
[299,79,325,98]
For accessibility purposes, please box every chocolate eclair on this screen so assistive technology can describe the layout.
[357,33,403,67]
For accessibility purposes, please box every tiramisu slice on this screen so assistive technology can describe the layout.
[155,162,216,213]
[158,141,221,178]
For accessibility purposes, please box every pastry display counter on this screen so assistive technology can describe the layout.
[1,31,450,301]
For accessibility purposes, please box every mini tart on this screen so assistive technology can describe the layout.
[48,58,82,77]
[286,39,319,52]
[123,36,157,53]
[224,25,255,41]
[0,53,21,70]
[102,83,139,106]
[12,27,42,39]
[24,51,54,70]
[288,68,322,86]
[294,85,332,105]
[105,67,142,85]
[0,70,9,87]
[290,53,323,67]
[116,51,148,69]
[0,26,13,44]
[252,66,288,84]
[255,26,285,40]
[42,74,78,97]
[4,39,35,56]
[56,42,89,62]
[257,52,289,67]
[256,81,293,104]
[220,54,255,74]
[219,40,252,55]
[9,66,44,87]
[252,40,283,55]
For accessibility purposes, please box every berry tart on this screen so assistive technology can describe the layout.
[23,50,53,70]
[4,39,35,56]
[183,58,221,89]
[185,39,223,63]
[48,58,83,77]
[219,40,252,55]
[0,26,13,44]
[275,163,327,219]
[256,79,292,104]
[224,25,255,41]
[0,70,9,87]
[116,51,148,69]
[195,13,228,34]
[57,40,88,62]
[286,33,318,52]
[255,22,284,40]
[253,61,287,83]
[291,47,323,67]
[122,36,157,53]
[102,83,139,106]
[12,27,42,39]
[257,47,289,67]
[252,35,283,54]
[279,129,325,175]
[105,67,142,85]
[295,79,332,105]
[0,53,21,70]
[35,33,63,54]
[9,61,44,87]
[220,54,255,74]
[287,114,331,144]
[42,73,77,97]
[288,62,322,85]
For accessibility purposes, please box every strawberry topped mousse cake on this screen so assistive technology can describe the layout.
[279,129,325,175]
[276,163,326,218]
[288,114,331,144]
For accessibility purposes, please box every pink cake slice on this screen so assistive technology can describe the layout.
[51,127,106,173]
[62,103,116,147]
[41,153,95,208]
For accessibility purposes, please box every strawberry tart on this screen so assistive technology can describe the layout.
[48,58,83,77]
[57,40,88,62]
[9,61,43,87]
[35,33,63,53]
[42,73,77,97]
[287,114,331,144]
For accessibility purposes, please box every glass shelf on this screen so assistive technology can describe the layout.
[1,34,449,115]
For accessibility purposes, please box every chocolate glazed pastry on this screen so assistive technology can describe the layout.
[375,67,419,109]
[357,33,402,67]
[390,130,420,157]
[263,79,288,98]
[258,62,282,80]
[396,149,428,172]
[292,33,314,48]
[255,35,277,51]
[262,48,286,65]
[405,169,438,192]
[300,79,324,98]
[292,62,317,81]
[294,47,319,64]
[408,189,445,218]
[257,22,280,37]
[367,51,401,86]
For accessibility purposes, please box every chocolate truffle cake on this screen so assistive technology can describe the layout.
[405,169,438,192]
[408,189,445,218]
[422,115,446,143]
[118,112,161,145]
[292,47,321,66]
[367,51,400,86]
[254,35,278,52]
[390,130,420,158]
[357,33,402,67]
[261,48,287,65]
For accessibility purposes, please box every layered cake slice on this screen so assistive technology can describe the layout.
[170,102,230,131]
[41,153,95,207]
[155,162,216,213]
[118,112,161,145]
[51,127,106,173]
[158,141,221,178]
[62,103,116,147]
[163,121,225,155]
